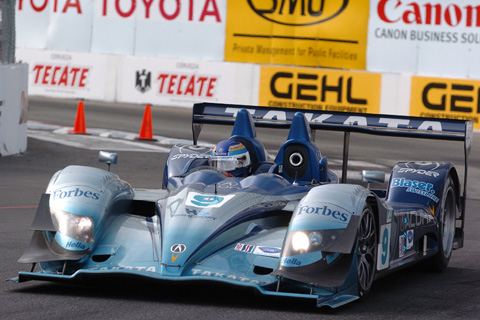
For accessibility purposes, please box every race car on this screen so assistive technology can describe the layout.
[13,103,472,308]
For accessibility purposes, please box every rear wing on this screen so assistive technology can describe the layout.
[192,102,472,228]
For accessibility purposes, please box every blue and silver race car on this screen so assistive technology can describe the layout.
[14,103,473,308]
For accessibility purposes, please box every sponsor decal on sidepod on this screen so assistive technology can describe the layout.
[391,178,439,203]
[406,230,414,250]
[234,243,255,253]
[253,246,281,257]
[397,168,439,177]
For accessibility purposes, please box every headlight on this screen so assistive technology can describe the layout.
[291,231,324,252]
[292,232,310,251]
[51,209,94,243]
[309,231,323,246]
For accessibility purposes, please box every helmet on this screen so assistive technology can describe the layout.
[210,140,251,177]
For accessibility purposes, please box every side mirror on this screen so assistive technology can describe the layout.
[362,170,385,189]
[98,151,118,172]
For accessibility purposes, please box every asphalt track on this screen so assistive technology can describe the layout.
[2,97,480,319]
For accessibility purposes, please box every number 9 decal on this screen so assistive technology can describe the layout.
[377,224,391,271]
[186,192,235,208]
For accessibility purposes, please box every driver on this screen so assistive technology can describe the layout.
[209,140,251,177]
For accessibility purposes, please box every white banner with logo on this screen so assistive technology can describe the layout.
[367,0,480,78]
[117,55,257,107]
[16,48,114,101]
[16,0,226,60]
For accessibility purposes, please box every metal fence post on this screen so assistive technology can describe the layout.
[0,0,16,64]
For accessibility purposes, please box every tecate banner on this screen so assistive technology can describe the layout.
[16,0,226,60]
[367,0,480,78]
[16,48,110,100]
[117,56,256,107]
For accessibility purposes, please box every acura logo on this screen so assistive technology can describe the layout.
[171,244,187,253]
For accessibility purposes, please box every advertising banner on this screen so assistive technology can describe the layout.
[117,56,256,108]
[16,0,226,60]
[16,0,93,51]
[259,65,382,113]
[225,0,369,70]
[16,48,112,101]
[410,76,480,129]
[92,0,226,59]
[15,1,49,49]
[368,0,480,78]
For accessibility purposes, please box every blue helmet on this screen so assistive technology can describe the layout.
[210,140,251,177]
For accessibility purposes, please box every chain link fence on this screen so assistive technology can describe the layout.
[0,0,16,64]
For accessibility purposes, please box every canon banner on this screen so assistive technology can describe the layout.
[16,0,226,60]
[117,56,256,107]
[224,0,369,70]
[368,0,480,78]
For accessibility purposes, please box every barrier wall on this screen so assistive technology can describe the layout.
[368,0,480,79]
[15,47,480,130]
[0,64,28,156]
[116,55,257,107]
[16,1,480,77]
[16,48,116,101]
[16,0,227,60]
[224,1,369,70]
[13,1,480,130]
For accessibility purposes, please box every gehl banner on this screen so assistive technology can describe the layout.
[259,66,381,113]
[411,76,480,130]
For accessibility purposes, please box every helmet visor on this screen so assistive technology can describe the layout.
[210,155,248,172]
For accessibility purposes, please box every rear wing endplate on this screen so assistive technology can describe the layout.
[192,102,473,229]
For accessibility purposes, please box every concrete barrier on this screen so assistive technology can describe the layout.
[0,63,28,156]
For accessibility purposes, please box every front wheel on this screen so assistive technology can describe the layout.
[356,203,377,298]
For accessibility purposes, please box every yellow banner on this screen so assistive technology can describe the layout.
[259,65,381,113]
[225,0,369,69]
[410,76,480,129]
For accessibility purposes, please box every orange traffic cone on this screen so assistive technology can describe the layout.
[136,104,157,141]
[69,101,89,134]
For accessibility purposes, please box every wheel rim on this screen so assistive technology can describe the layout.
[357,208,377,293]
[442,188,456,258]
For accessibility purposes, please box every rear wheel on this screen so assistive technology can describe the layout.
[356,203,377,298]
[430,176,457,272]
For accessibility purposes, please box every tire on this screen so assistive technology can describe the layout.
[429,176,457,272]
[356,203,377,298]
